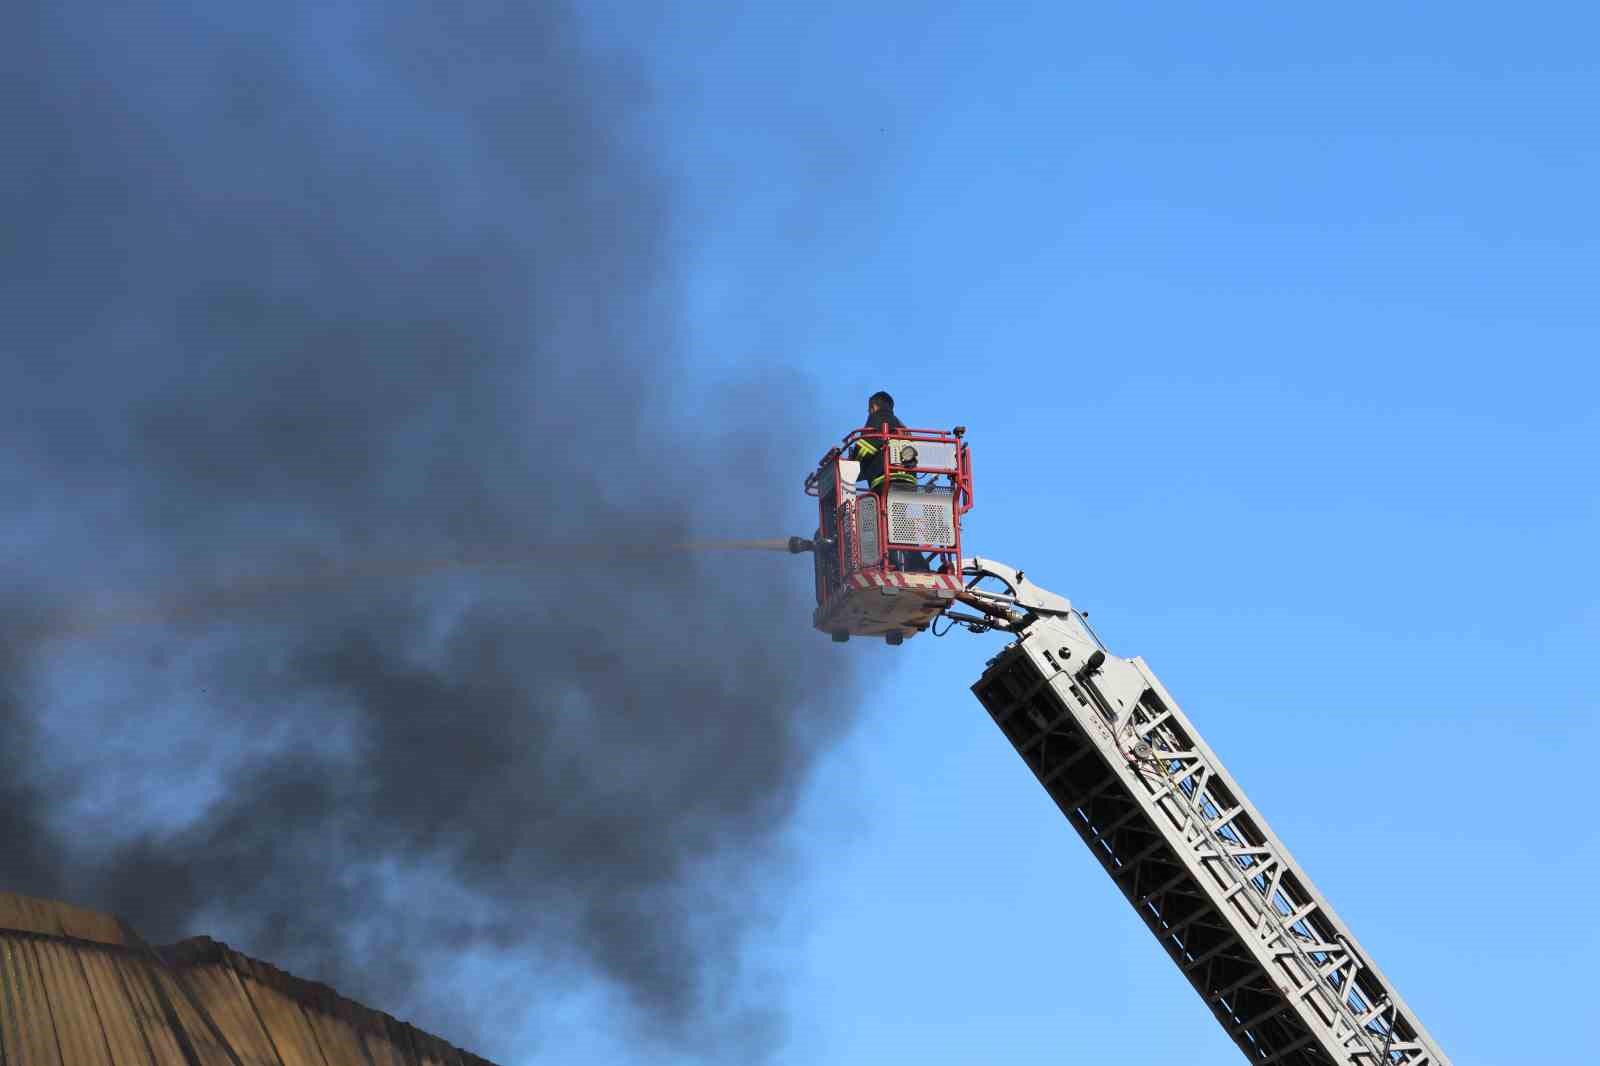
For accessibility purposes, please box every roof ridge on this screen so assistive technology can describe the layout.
[158,936,498,1066]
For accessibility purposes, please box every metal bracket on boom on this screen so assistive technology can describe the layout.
[953,556,1075,632]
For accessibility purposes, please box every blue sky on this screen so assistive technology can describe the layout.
[607,6,1597,1065]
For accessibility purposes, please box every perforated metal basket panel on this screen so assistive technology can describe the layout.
[857,501,881,565]
[887,486,955,547]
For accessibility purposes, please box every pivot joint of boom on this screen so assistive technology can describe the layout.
[951,556,1081,634]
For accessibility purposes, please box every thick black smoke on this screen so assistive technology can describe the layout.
[2,2,859,1058]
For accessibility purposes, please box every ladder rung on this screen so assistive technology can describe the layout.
[1038,741,1099,788]
[1258,1031,1318,1064]
[1111,835,1170,878]
[1207,968,1272,1004]
[1182,933,1242,973]
[1137,869,1192,908]
[1230,1000,1293,1037]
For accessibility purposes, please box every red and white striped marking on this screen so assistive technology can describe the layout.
[846,571,963,591]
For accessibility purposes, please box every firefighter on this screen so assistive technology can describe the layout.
[852,391,918,493]
[852,391,927,571]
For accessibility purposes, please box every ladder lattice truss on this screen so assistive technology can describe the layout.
[970,612,1451,1066]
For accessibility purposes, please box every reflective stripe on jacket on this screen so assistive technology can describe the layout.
[852,412,906,488]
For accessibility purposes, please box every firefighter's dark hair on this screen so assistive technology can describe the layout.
[868,390,895,410]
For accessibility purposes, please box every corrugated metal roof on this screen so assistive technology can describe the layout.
[0,893,497,1066]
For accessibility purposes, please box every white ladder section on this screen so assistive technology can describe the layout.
[970,611,1452,1066]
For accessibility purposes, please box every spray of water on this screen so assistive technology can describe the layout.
[22,540,808,648]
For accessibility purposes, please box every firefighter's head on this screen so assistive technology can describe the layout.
[868,390,894,417]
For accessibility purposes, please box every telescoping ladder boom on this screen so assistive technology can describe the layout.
[967,589,1452,1065]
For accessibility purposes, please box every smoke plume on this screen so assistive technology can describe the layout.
[2,2,859,1058]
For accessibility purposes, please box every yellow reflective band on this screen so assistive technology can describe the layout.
[854,440,879,456]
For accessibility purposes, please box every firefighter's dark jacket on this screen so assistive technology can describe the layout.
[852,410,917,489]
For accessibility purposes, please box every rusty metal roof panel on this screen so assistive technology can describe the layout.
[1,937,58,1066]
[37,937,117,1066]
[0,893,133,947]
[113,951,188,1066]
[81,951,160,1066]
[0,896,498,1066]
[159,963,270,1066]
